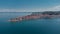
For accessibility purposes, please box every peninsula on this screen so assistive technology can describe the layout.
[8,11,60,22]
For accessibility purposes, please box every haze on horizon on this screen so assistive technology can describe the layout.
[0,0,60,12]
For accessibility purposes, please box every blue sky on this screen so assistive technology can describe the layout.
[0,0,60,12]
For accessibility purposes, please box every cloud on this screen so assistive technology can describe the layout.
[25,5,60,12]
[42,5,60,11]
[0,5,60,12]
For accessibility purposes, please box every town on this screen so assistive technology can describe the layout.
[8,11,60,22]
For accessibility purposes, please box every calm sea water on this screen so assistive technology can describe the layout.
[0,12,60,34]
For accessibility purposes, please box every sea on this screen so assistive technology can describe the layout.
[0,12,60,34]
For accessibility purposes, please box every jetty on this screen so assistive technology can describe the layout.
[8,11,60,22]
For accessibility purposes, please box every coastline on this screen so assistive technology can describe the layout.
[8,11,60,22]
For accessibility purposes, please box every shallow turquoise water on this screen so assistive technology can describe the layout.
[0,12,60,34]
